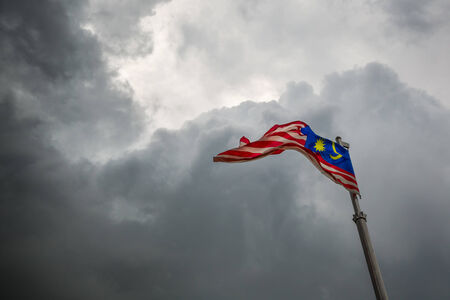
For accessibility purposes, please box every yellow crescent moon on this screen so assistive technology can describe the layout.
[330,142,342,160]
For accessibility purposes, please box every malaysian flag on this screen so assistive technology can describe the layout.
[213,121,359,194]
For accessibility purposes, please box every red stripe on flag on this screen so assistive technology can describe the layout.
[263,121,307,136]
[246,140,284,148]
[268,132,306,144]
[218,150,262,158]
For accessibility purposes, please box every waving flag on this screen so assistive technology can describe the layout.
[213,121,359,194]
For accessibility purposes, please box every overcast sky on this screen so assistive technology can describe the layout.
[1,0,450,299]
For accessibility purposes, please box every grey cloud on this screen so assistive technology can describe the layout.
[86,0,170,56]
[5,1,450,299]
[0,0,145,161]
[2,57,450,299]
[378,0,450,35]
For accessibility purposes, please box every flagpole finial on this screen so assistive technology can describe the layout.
[335,136,350,149]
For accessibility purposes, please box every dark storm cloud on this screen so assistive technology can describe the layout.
[0,0,146,160]
[3,32,450,299]
[1,3,450,298]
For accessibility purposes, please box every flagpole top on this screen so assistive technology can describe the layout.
[335,136,350,149]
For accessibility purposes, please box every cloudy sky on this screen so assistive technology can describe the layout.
[1,0,450,299]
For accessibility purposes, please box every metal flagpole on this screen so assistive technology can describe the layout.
[349,192,388,300]
[336,137,388,300]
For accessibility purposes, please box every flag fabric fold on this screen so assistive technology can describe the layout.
[213,121,359,194]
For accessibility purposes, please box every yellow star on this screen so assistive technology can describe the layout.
[314,138,326,152]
